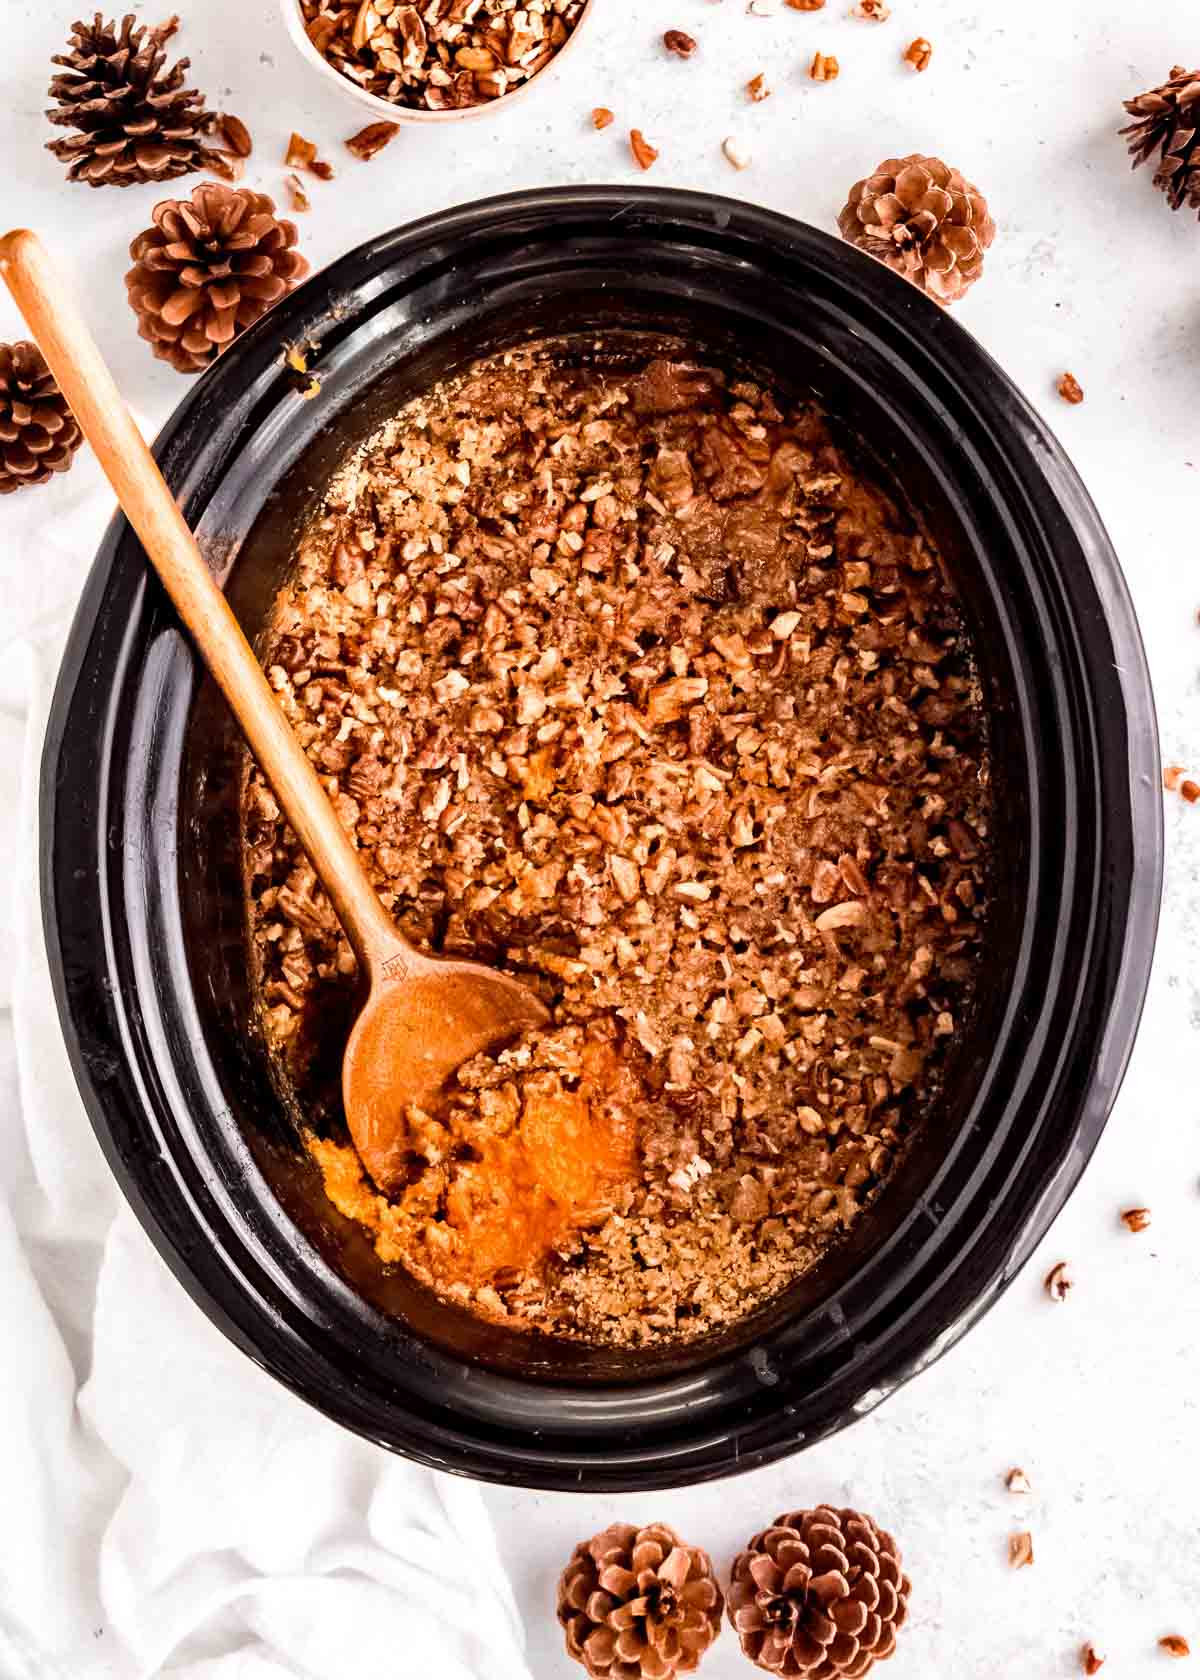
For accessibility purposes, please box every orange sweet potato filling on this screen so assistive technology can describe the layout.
[308,1040,637,1292]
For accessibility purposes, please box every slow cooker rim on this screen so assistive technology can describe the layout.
[41,188,1162,1489]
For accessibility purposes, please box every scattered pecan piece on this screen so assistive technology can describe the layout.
[286,132,317,169]
[285,173,311,213]
[206,150,244,182]
[286,132,335,179]
[853,0,890,16]
[1058,372,1085,404]
[1164,765,1186,791]
[786,0,825,9]
[1082,1644,1105,1675]
[1006,1467,1032,1495]
[1044,1261,1073,1302]
[1160,1637,1191,1658]
[904,37,932,71]
[630,129,659,170]
[1008,1532,1034,1569]
[346,121,401,160]
[664,29,697,57]
[1183,780,1200,804]
[747,72,771,100]
[218,113,253,157]
[1121,1206,1152,1232]
[809,51,839,80]
[592,106,615,129]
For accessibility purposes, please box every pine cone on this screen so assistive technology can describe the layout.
[837,154,994,304]
[1120,67,1200,213]
[125,184,309,374]
[727,1506,911,1678]
[46,13,220,189]
[0,343,84,494]
[558,1521,724,1679]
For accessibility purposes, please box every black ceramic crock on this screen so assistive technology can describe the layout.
[44,188,1161,1490]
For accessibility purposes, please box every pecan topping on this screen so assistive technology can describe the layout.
[245,344,991,1347]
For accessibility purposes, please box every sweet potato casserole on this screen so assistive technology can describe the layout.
[242,342,991,1345]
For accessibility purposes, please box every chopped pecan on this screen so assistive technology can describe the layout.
[1008,1532,1034,1569]
[630,128,659,170]
[663,29,697,57]
[346,121,401,160]
[218,113,253,156]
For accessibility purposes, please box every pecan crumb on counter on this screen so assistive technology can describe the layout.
[244,343,991,1346]
[345,120,401,160]
[1008,1532,1035,1569]
[1058,371,1085,404]
[629,128,659,170]
[663,29,697,58]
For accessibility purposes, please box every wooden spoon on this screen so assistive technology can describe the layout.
[0,228,548,1196]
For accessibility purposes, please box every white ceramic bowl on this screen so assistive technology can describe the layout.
[279,0,595,124]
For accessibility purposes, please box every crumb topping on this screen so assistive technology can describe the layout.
[243,343,991,1345]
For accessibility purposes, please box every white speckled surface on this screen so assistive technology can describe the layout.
[4,0,1198,1672]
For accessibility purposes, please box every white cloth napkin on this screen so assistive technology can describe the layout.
[0,465,534,1680]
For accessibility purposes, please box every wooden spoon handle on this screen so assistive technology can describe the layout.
[0,227,408,977]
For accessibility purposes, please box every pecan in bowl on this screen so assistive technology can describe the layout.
[282,0,594,120]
